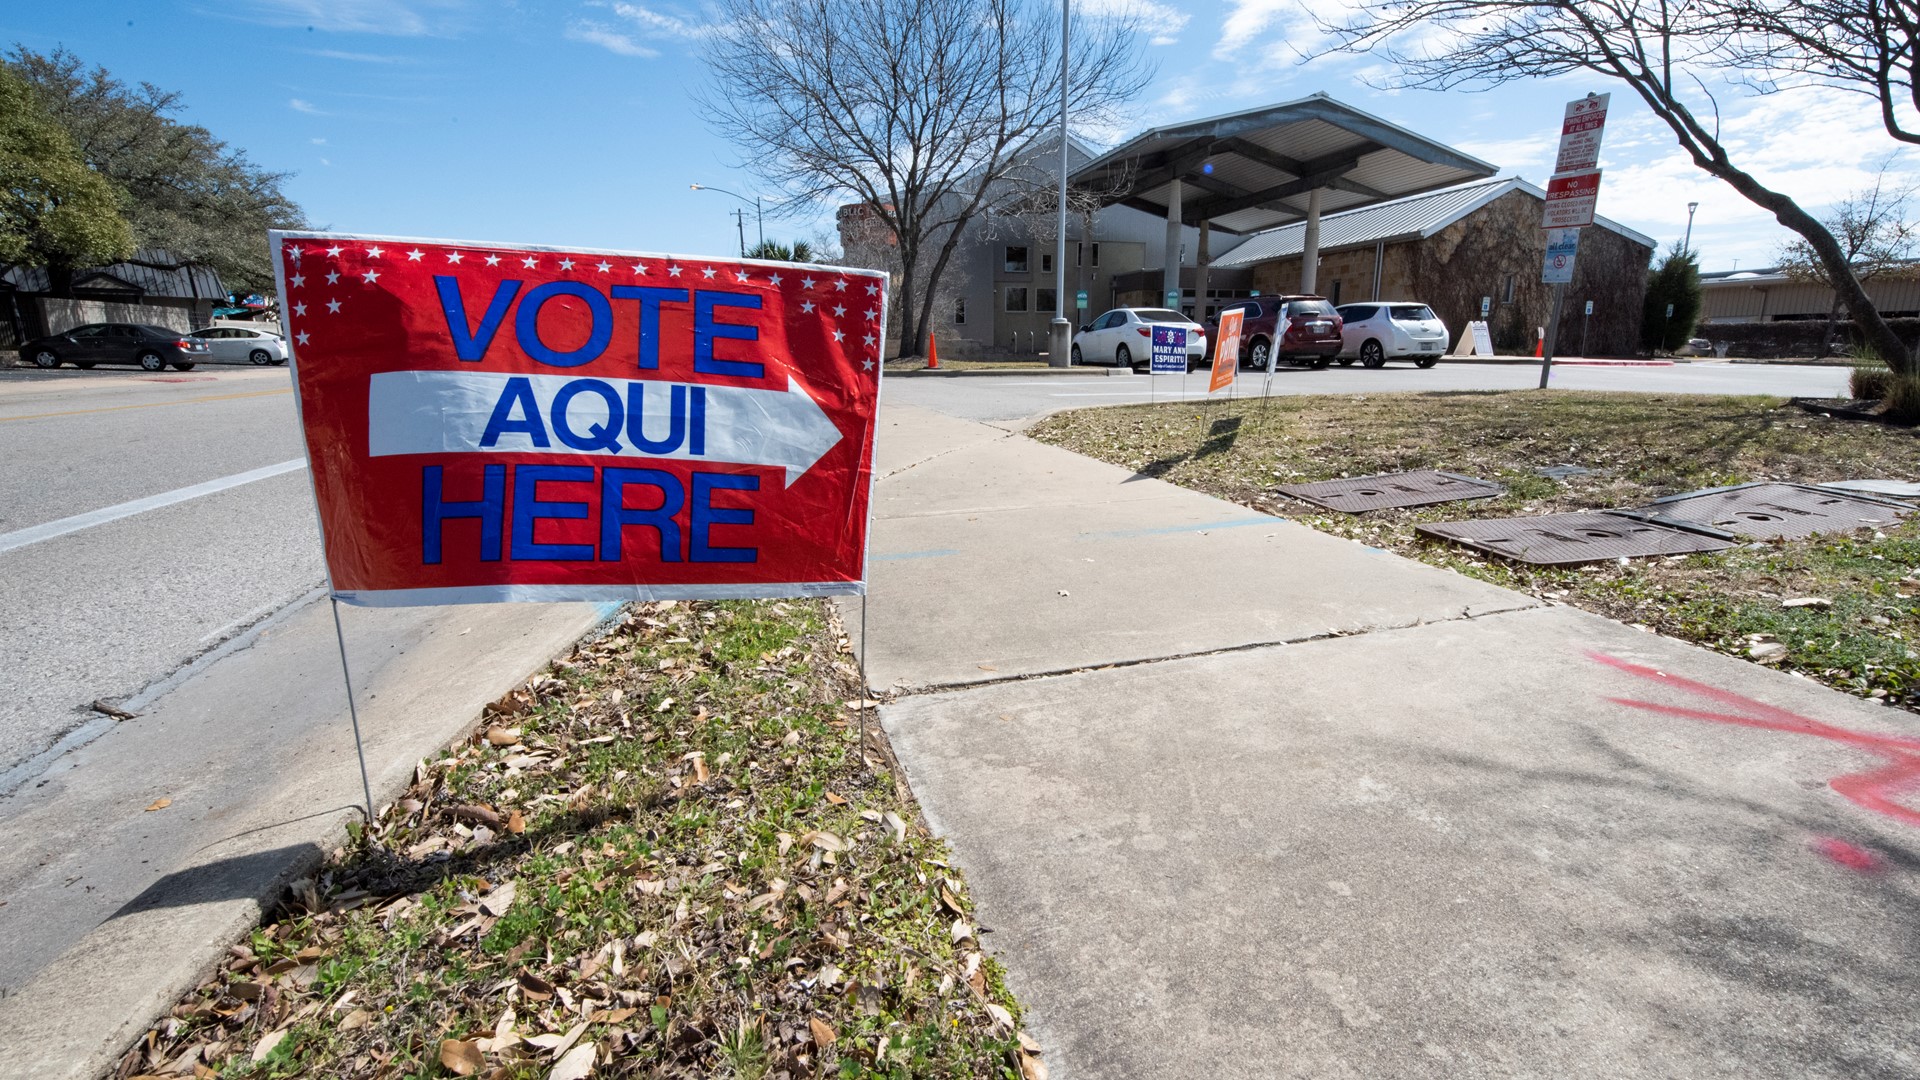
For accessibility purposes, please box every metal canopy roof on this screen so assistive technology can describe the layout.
[1072,93,1498,235]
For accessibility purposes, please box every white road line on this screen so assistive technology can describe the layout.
[0,459,308,555]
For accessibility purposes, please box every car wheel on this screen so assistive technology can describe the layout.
[1415,356,1440,369]
[1248,338,1270,371]
[1070,344,1083,364]
[1337,356,1356,366]
[249,348,272,365]
[31,349,60,369]
[171,362,196,371]
[1311,356,1332,369]
[138,351,167,372]
[1360,340,1387,369]
[1115,343,1132,369]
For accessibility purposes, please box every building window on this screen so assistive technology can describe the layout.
[1090,242,1100,267]
[1005,287,1029,312]
[1503,274,1516,304]
[1041,252,1053,273]
[1037,288,1057,313]
[1329,279,1343,305]
[954,298,966,325]
[1004,246,1029,273]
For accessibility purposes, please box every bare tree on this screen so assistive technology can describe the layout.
[699,0,1149,358]
[1308,1,1920,376]
[1712,0,1920,146]
[1777,159,1919,356]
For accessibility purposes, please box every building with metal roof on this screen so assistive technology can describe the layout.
[1,250,229,352]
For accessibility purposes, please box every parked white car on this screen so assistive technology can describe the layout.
[188,325,287,365]
[1071,308,1207,371]
[1335,303,1448,368]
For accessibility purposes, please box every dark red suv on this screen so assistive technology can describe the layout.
[1210,296,1344,370]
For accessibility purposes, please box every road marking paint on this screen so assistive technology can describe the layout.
[874,548,960,561]
[0,387,292,423]
[0,459,308,555]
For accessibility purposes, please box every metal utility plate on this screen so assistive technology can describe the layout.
[1278,470,1504,513]
[1637,483,1910,540]
[1416,513,1734,566]
[1816,479,1920,504]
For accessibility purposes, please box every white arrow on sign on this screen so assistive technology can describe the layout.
[366,369,843,487]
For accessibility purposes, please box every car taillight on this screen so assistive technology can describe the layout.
[1136,327,1152,337]
[175,339,193,350]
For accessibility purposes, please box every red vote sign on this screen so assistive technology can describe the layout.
[270,231,886,606]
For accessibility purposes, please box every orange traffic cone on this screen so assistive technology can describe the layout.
[1534,327,1545,358]
[926,333,939,370]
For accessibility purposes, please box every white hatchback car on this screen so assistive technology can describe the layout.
[188,325,288,365]
[1335,303,1448,368]
[1071,308,1207,371]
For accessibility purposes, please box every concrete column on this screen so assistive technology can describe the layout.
[1195,220,1211,321]
[1162,178,1183,307]
[1300,187,1323,294]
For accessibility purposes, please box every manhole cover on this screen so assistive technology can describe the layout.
[1416,513,1733,566]
[1277,470,1504,513]
[1637,483,1909,540]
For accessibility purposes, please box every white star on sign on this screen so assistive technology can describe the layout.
[522,256,539,269]
[447,251,464,264]
[296,331,310,345]
[559,258,576,270]
[326,271,340,285]
[863,333,875,346]
[326,245,344,258]
[735,270,751,283]
[366,245,384,258]
[362,269,381,283]
[667,264,683,277]
[293,302,307,316]
[768,273,782,286]
[326,299,342,313]
[863,358,875,370]
[833,329,845,341]
[832,304,846,317]
[800,300,815,313]
[835,278,848,291]
[596,261,611,273]
[800,276,816,289]
[290,274,304,288]
[631,262,647,274]
[702,267,717,279]
[285,245,301,260]
[865,282,878,296]
[484,254,501,266]
[406,249,424,261]
[865,308,877,320]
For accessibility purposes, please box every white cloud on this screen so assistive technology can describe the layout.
[289,98,327,115]
[604,1,713,39]
[216,0,468,35]
[310,137,328,145]
[304,48,415,63]
[565,20,661,57]
[1076,0,1192,45]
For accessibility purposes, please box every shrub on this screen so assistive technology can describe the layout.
[1852,366,1893,399]
[1884,375,1920,424]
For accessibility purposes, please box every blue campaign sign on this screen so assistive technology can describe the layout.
[1150,326,1187,373]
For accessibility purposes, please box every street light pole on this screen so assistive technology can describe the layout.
[1682,200,1699,256]
[1047,0,1072,368]
[691,183,763,256]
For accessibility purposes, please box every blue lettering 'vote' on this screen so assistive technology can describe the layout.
[435,276,762,376]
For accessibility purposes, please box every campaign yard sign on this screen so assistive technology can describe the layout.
[270,232,885,606]
[1209,308,1244,392]
[1151,326,1188,374]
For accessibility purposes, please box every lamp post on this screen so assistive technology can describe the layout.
[690,184,763,255]
[1047,0,1073,368]
[1682,200,1699,256]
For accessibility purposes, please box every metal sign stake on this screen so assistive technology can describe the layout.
[327,597,378,826]
[1538,282,1567,389]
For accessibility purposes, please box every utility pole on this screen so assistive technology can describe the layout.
[1047,0,1072,368]
[731,209,747,257]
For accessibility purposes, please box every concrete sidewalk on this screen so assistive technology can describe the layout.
[847,405,1920,1079]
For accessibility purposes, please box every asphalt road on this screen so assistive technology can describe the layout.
[886,359,1853,422]
[0,367,324,778]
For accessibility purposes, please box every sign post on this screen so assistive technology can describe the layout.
[1582,299,1595,356]
[1540,93,1609,388]
[272,231,887,808]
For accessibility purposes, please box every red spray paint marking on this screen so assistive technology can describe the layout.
[1814,837,1883,871]
[1589,651,1920,830]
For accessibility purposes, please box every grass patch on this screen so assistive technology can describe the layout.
[124,600,1037,1080]
[1030,390,1920,710]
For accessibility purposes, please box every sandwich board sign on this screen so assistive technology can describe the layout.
[1554,93,1610,174]
[1151,325,1188,374]
[1542,228,1580,283]
[1542,170,1603,229]
[1455,320,1496,357]
[270,231,885,606]
[1209,308,1244,392]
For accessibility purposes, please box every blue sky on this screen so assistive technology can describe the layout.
[6,0,1914,273]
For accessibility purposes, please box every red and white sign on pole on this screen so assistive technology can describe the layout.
[270,231,885,606]
[1541,169,1603,229]
[1553,92,1610,174]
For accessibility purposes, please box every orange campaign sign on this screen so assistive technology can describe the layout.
[1209,308,1244,393]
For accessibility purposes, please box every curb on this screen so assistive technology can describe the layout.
[890,366,1130,378]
